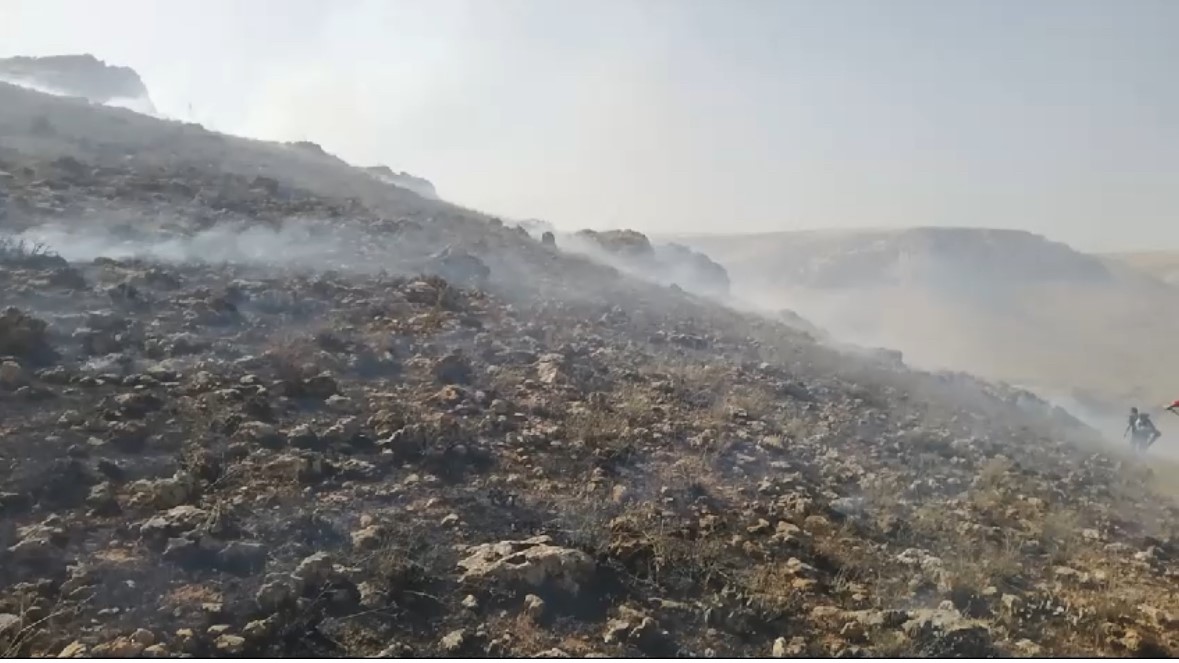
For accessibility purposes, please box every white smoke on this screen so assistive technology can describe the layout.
[7,220,359,269]
[0,74,163,119]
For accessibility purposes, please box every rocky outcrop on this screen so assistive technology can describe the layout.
[456,536,595,594]
[0,54,155,113]
[514,218,556,238]
[575,229,655,259]
[363,165,438,199]
[572,229,731,297]
[654,242,731,298]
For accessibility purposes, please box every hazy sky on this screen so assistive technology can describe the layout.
[2,0,1177,251]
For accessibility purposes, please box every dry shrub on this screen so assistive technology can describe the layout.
[0,308,54,362]
[0,237,61,266]
[723,384,779,421]
[975,456,1014,490]
[484,612,554,656]
[938,533,1024,594]
[1040,508,1083,564]
[743,563,809,615]
[562,405,626,447]
[607,502,736,593]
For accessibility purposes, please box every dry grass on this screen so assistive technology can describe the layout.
[742,563,809,615]
[1039,508,1083,565]
[1,593,89,658]
[720,384,779,421]
[484,612,555,656]
[562,406,627,447]
[162,584,224,608]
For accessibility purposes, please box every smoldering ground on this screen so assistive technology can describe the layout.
[7,220,366,271]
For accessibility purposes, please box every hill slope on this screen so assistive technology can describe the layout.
[0,81,1177,657]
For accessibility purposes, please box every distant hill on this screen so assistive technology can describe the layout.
[677,227,1117,290]
[677,227,1179,429]
[1103,250,1179,286]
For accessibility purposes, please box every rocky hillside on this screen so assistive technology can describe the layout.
[363,166,439,200]
[679,228,1179,426]
[0,55,156,115]
[1,81,1177,658]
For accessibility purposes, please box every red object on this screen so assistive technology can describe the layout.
[1170,399,1179,409]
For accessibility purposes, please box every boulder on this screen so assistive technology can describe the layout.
[457,535,595,594]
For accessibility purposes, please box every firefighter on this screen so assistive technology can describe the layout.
[1137,412,1162,450]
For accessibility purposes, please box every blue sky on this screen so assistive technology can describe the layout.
[2,0,1177,251]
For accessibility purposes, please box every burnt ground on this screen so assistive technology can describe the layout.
[0,81,1177,658]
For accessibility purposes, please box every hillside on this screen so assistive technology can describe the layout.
[678,229,1179,433]
[1,76,1178,658]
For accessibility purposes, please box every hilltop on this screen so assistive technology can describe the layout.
[0,77,1177,658]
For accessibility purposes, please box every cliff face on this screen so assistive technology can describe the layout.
[0,54,156,113]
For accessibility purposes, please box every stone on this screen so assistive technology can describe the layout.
[524,594,546,621]
[130,472,195,509]
[457,535,595,594]
[293,552,335,586]
[215,634,246,654]
[256,574,299,609]
[0,360,27,389]
[91,636,145,658]
[141,644,169,658]
[242,619,274,641]
[440,629,467,654]
[351,525,385,551]
[56,640,88,658]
